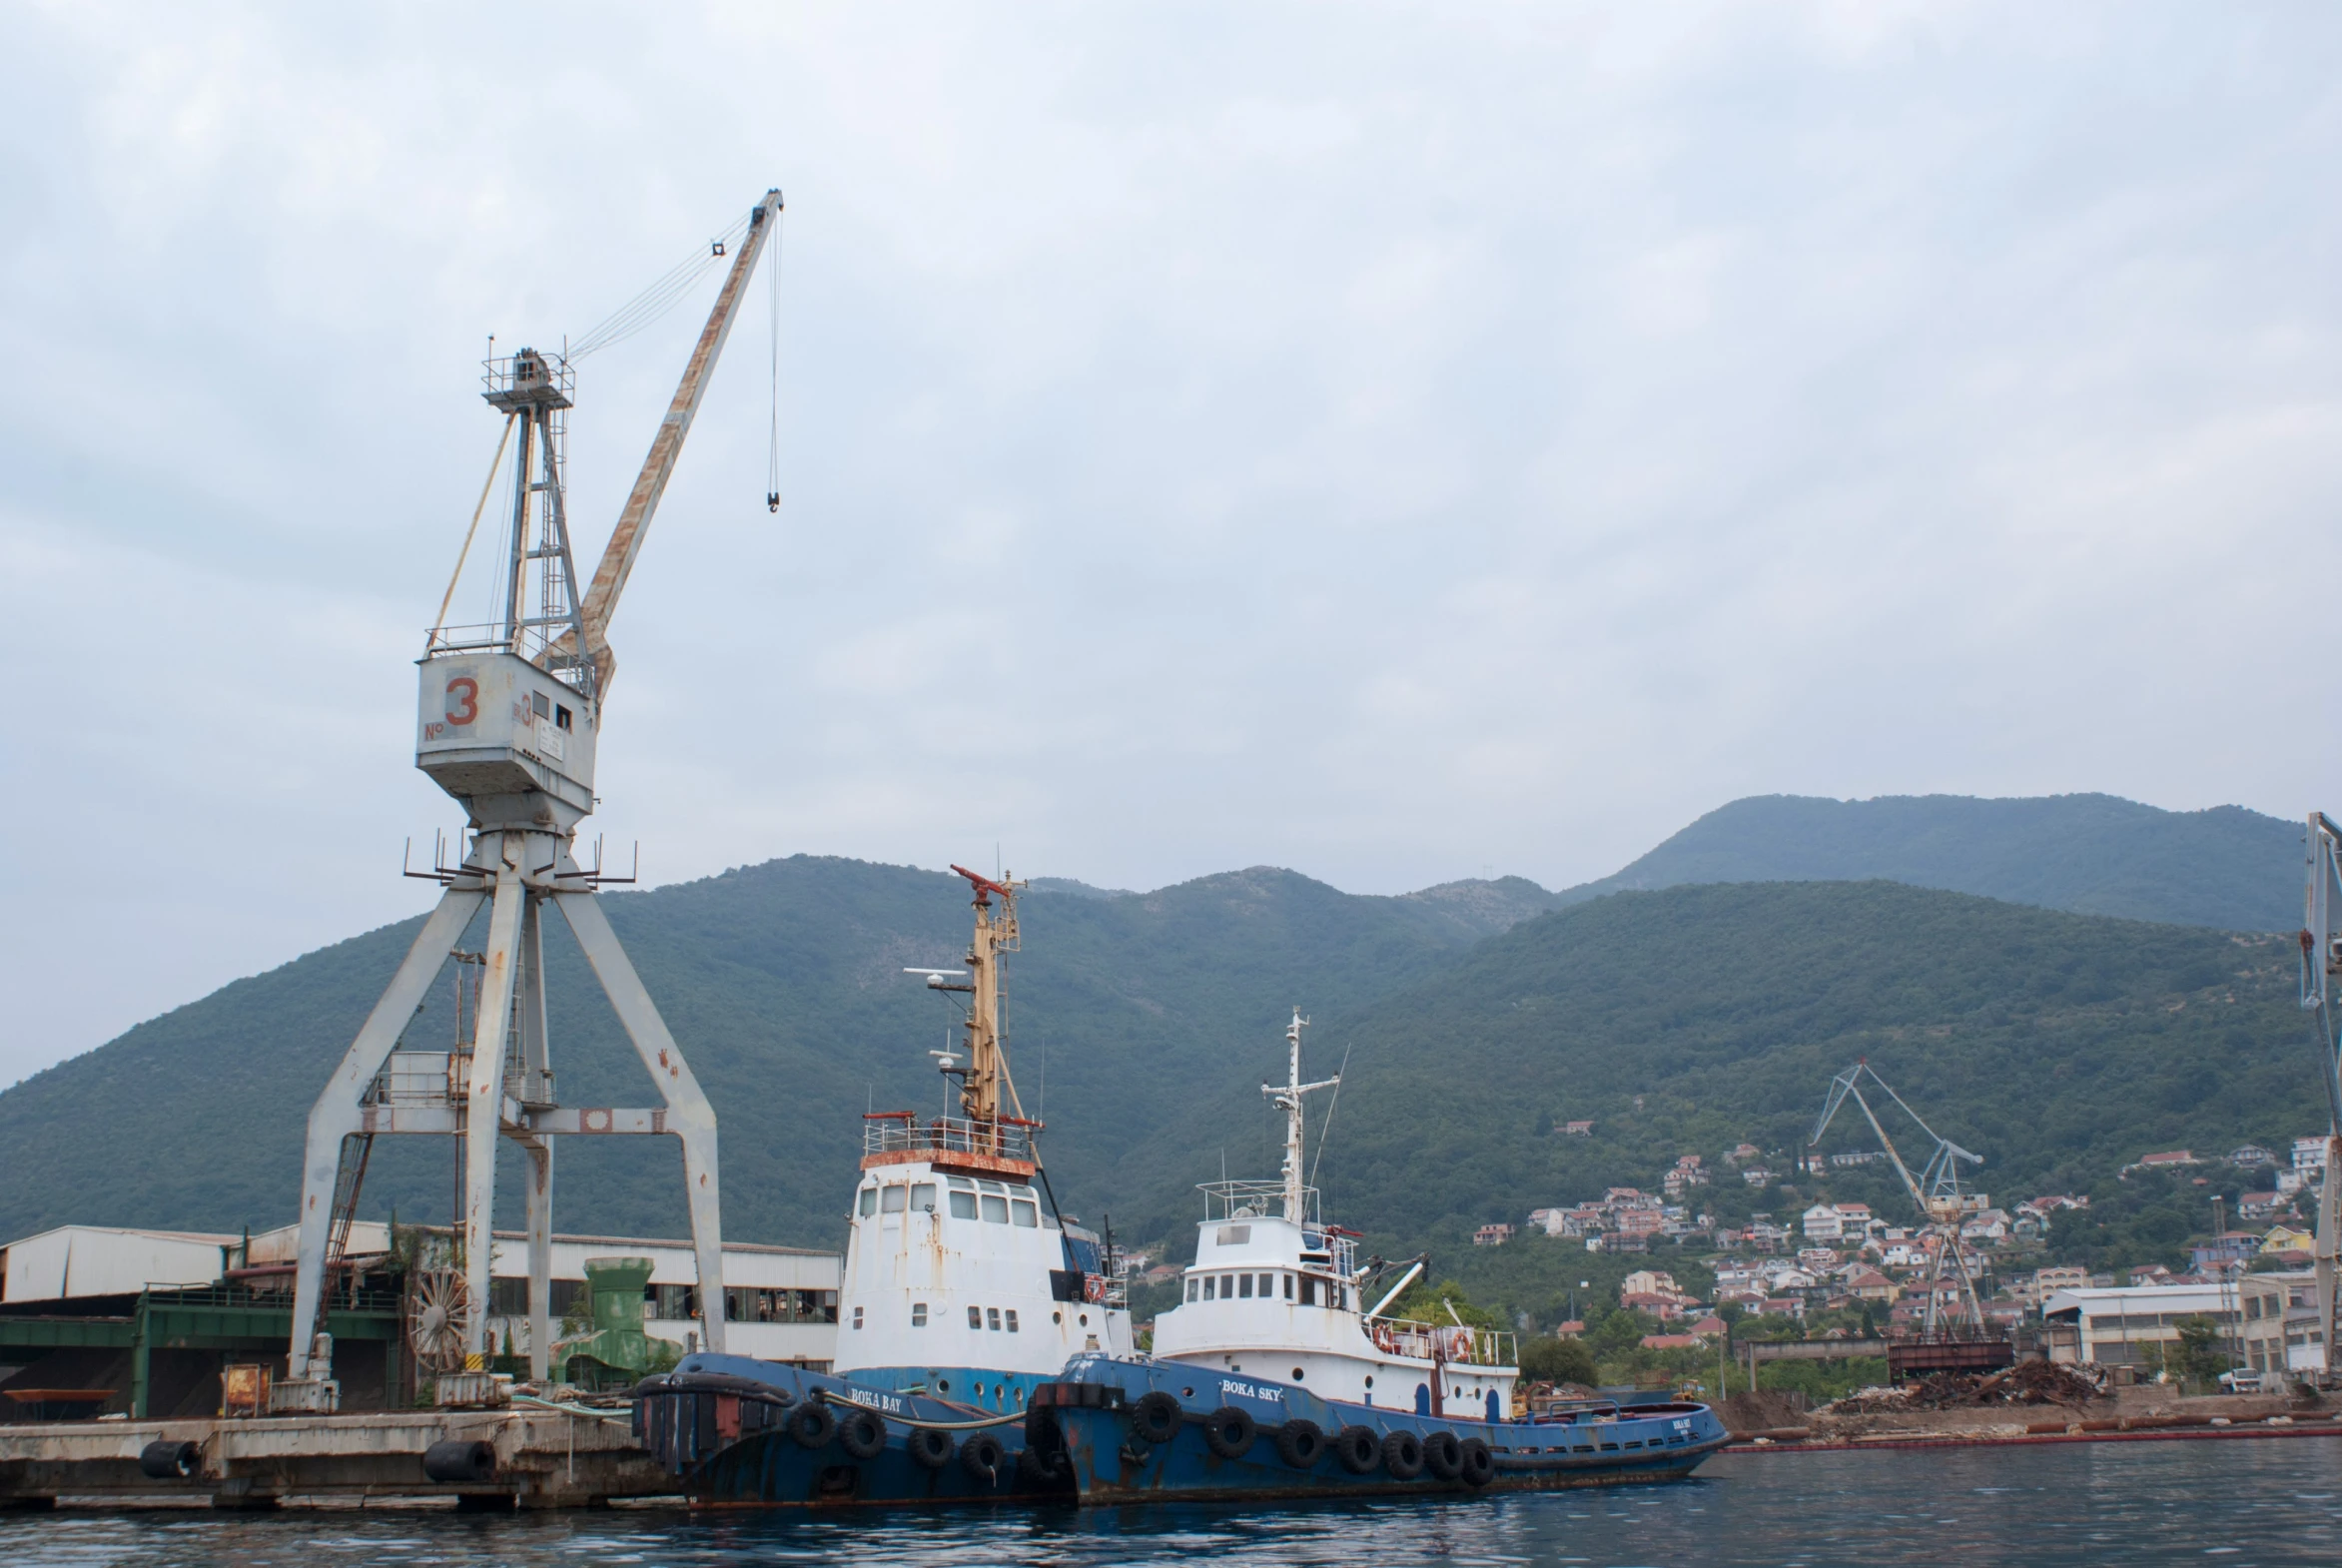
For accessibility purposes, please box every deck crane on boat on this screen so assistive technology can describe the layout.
[280,188,786,1404]
[2298,813,2342,1378]
[1809,1061,1987,1334]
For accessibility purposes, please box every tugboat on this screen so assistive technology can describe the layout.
[1026,1011,1731,1501]
[634,867,1132,1505]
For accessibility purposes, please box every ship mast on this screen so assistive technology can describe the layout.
[951,864,1029,1149]
[1264,1008,1339,1223]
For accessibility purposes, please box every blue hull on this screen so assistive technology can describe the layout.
[634,1353,1071,1508]
[1034,1356,1731,1503]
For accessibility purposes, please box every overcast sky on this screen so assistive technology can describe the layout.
[2,2,2338,1089]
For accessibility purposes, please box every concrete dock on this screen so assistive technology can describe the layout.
[0,1405,670,1510]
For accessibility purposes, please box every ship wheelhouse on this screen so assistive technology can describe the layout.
[1146,1013,1518,1422]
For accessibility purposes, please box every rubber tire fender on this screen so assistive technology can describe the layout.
[421,1438,496,1484]
[785,1400,837,1450]
[1273,1417,1325,1469]
[905,1425,955,1470]
[1381,1428,1425,1480]
[1131,1389,1183,1446]
[836,1405,887,1460]
[1016,1439,1070,1487]
[962,1430,1008,1485]
[1422,1429,1464,1480]
[1458,1436,1495,1488]
[139,1440,199,1480]
[1201,1404,1256,1460]
[1332,1424,1381,1474]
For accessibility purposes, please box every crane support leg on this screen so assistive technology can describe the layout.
[521,1135,553,1380]
[553,884,726,1353]
[460,842,529,1363]
[287,887,486,1378]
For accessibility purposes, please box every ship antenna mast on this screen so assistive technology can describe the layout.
[1264,1008,1340,1224]
[949,864,1029,1152]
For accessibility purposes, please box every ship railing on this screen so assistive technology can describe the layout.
[862,1113,1037,1165]
[1363,1316,1517,1368]
[1198,1179,1316,1224]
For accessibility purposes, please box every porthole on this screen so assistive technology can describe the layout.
[1292,1367,1304,1380]
[1181,1387,1194,1398]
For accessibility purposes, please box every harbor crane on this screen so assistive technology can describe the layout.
[1810,1061,1988,1334]
[2299,812,2342,1378]
[281,189,785,1402]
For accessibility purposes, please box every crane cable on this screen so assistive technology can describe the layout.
[569,213,752,362]
[766,207,784,512]
[435,412,517,632]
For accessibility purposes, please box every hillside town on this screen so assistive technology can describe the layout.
[1471,1135,2335,1383]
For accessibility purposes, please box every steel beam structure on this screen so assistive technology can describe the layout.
[286,189,784,1385]
[2300,812,2342,1377]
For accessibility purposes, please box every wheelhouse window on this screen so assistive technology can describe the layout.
[949,1190,978,1219]
[858,1187,877,1217]
[1257,1273,1272,1296]
[881,1185,907,1213]
[1238,1274,1253,1298]
[1186,1277,1199,1302]
[910,1183,937,1212]
[1011,1197,1039,1227]
[981,1194,1010,1223]
[1203,1276,1216,1301]
[1283,1273,1294,1300]
[1300,1276,1316,1306]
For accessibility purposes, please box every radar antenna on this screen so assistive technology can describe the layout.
[1263,1009,1340,1224]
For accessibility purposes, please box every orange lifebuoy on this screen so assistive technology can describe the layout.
[1083,1274,1108,1303]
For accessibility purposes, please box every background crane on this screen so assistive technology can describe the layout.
[1811,1060,1988,1335]
[2299,812,2342,1379]
[281,189,784,1403]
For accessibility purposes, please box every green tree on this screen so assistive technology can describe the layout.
[1389,1278,1505,1330]
[1518,1335,1599,1387]
[1585,1307,1657,1359]
[2169,1314,2229,1386]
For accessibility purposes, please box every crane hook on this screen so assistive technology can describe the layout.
[766,491,780,513]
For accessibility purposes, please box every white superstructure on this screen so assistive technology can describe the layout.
[829,867,1131,1402]
[1148,1012,1518,1421]
[836,1161,1129,1394]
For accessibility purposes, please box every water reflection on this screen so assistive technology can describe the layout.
[5,1442,2341,1566]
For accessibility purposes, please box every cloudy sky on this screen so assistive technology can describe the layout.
[2,2,2338,1089]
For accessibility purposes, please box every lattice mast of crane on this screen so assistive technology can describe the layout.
[282,189,784,1399]
[2299,813,2342,1378]
[1811,1060,1988,1334]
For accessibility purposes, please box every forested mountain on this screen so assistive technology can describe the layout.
[0,791,2312,1295]
[0,858,1508,1247]
[1558,793,2301,932]
[1151,880,2308,1262]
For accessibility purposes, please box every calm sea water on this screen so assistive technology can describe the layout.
[7,1441,2342,1566]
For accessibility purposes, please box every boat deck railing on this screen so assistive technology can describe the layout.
[862,1113,1037,1165]
[1364,1316,1517,1368]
